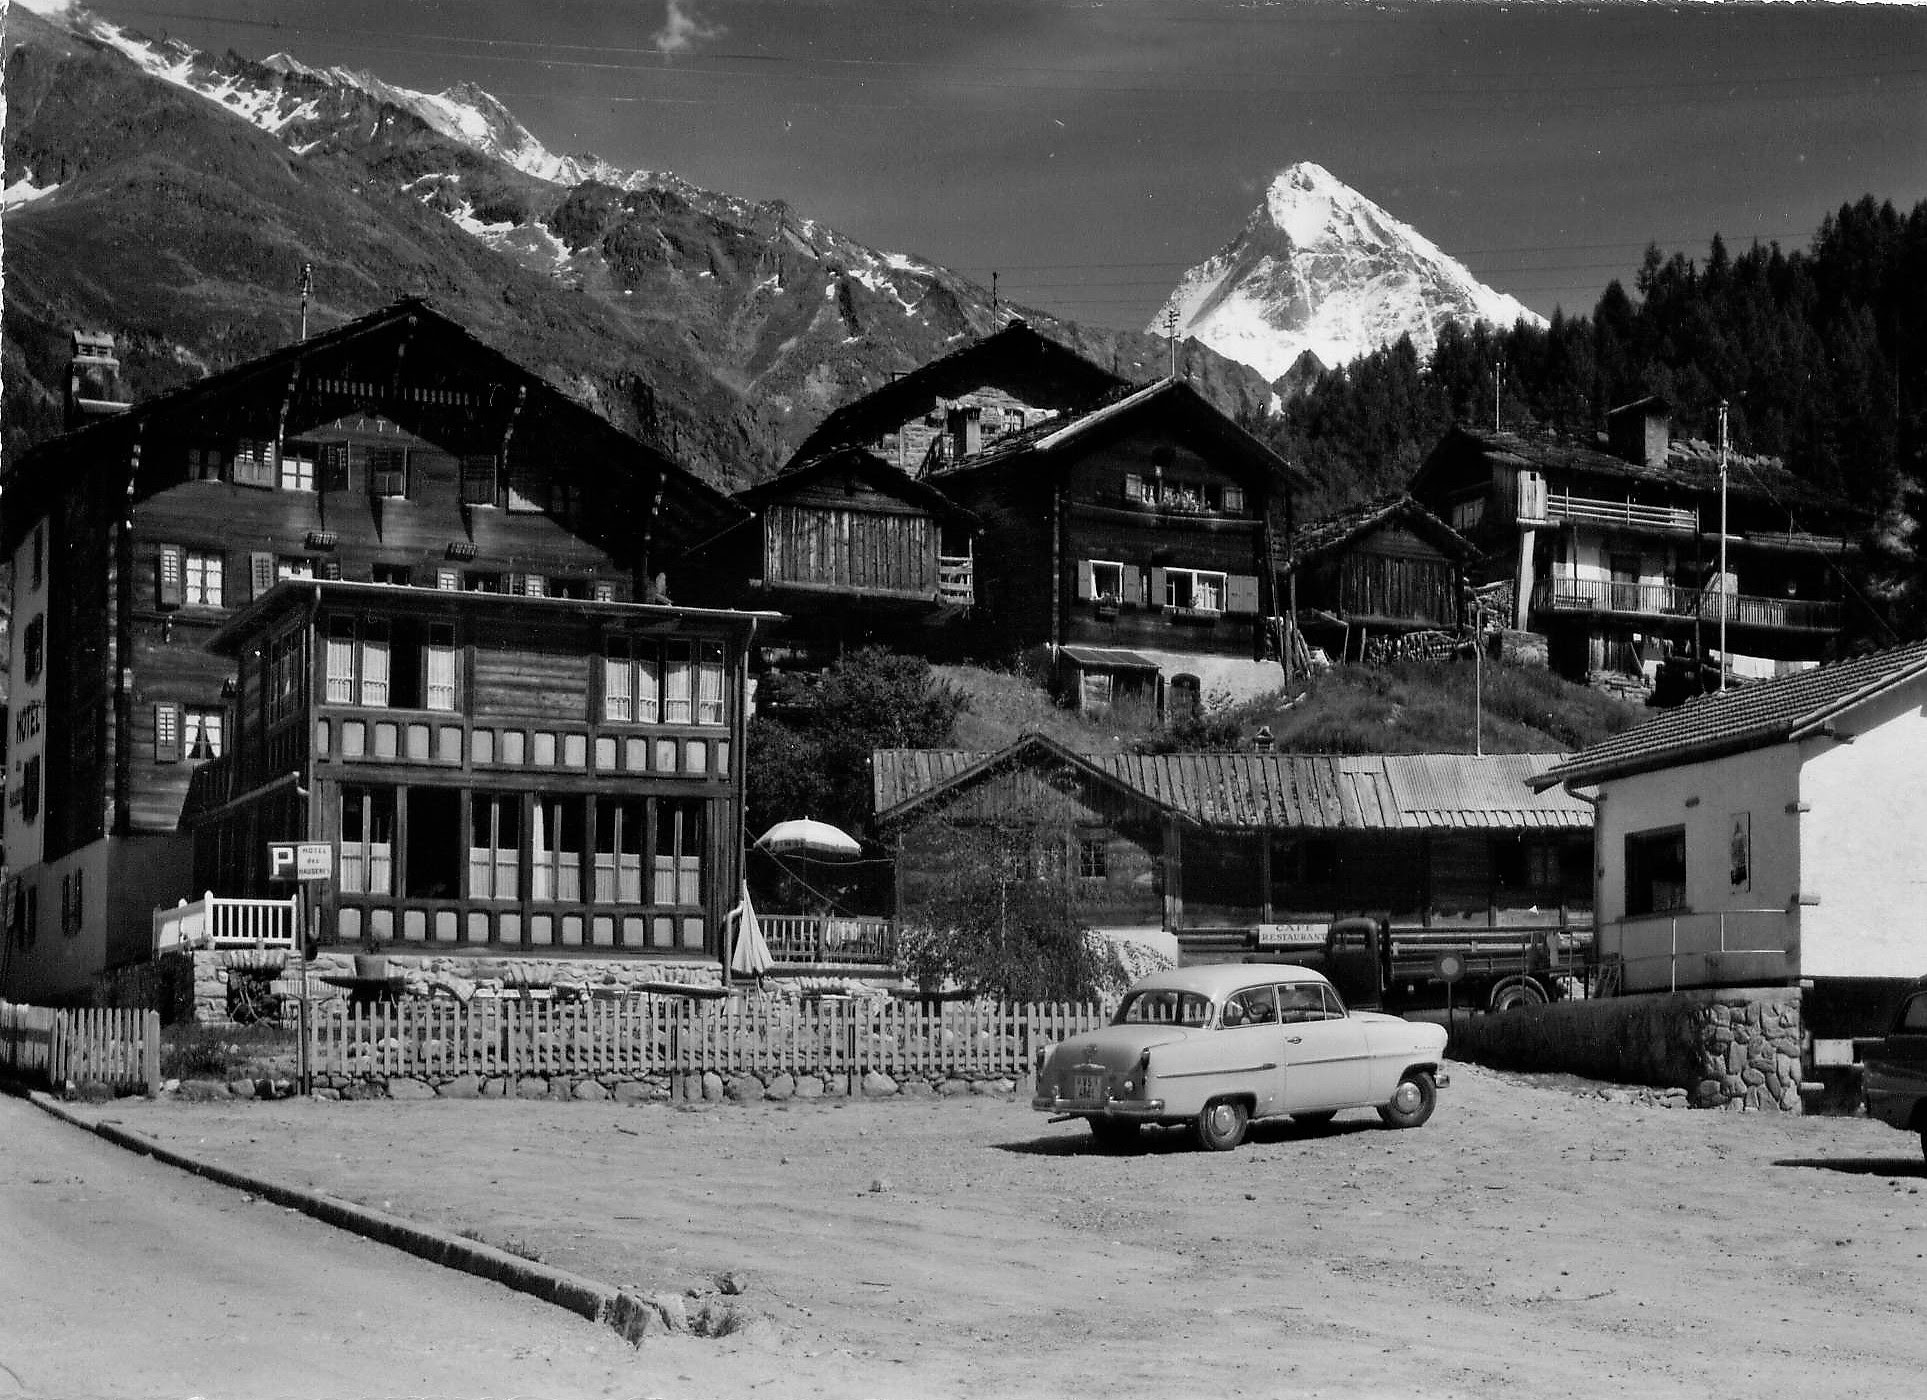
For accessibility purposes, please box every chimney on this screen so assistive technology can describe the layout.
[949,404,982,460]
[67,331,132,430]
[1605,395,1671,470]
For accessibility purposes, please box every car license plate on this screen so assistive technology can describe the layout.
[1073,1072,1104,1103]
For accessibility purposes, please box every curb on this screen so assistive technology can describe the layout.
[26,1091,662,1343]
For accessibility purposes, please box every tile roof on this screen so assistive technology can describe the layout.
[873,735,1591,831]
[1533,639,1927,789]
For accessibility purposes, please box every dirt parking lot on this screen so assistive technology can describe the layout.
[69,1062,1927,1399]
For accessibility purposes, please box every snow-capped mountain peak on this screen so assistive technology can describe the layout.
[1151,161,1545,383]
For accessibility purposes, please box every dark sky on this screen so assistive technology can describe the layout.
[80,0,1927,331]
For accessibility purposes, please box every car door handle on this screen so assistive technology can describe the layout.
[1286,1035,1302,1044]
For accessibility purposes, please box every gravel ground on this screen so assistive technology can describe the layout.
[66,1061,1927,1400]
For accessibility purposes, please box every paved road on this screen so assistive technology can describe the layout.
[0,1094,680,1400]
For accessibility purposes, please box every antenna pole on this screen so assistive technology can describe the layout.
[1163,306,1179,378]
[991,271,999,327]
[1494,357,1503,430]
[299,262,314,341]
[1718,399,1729,693]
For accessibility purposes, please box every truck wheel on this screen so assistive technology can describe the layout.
[1377,1070,1437,1129]
[1195,1098,1249,1152]
[1489,977,1548,1012]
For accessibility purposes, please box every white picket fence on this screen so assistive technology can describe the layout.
[0,1001,162,1095]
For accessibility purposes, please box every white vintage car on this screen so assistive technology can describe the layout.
[1033,963,1450,1151]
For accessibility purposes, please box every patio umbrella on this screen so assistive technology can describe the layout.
[728,881,774,977]
[755,818,862,860]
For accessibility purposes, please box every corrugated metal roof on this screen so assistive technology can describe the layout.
[1536,640,1927,789]
[873,740,1592,831]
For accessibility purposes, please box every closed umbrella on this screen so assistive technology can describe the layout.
[728,881,774,977]
[755,818,862,860]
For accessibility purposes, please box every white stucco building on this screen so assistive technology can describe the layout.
[1534,641,1927,1038]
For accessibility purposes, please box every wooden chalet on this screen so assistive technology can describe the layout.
[873,735,1593,960]
[788,319,1129,474]
[185,582,764,959]
[924,378,1310,708]
[681,446,980,664]
[1411,398,1859,685]
[1282,494,1479,661]
[0,299,745,1000]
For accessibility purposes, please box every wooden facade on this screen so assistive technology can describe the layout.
[684,446,979,662]
[1283,495,1477,654]
[1411,400,1858,682]
[1,300,743,999]
[930,379,1307,675]
[187,584,762,958]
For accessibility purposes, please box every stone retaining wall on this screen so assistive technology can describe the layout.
[184,950,722,1026]
[1445,986,1805,1111]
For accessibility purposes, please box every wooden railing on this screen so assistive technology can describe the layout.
[1533,578,1842,630]
[154,892,301,954]
[938,555,975,605]
[1543,491,1698,534]
[310,997,1108,1082]
[760,913,896,965]
[1,1001,161,1094]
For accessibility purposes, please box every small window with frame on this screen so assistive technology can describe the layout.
[367,446,409,499]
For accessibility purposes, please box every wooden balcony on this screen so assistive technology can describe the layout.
[1540,491,1698,535]
[154,892,301,954]
[937,555,975,606]
[1533,578,1842,631]
[760,914,897,966]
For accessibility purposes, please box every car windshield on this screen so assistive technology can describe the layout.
[1114,989,1214,1028]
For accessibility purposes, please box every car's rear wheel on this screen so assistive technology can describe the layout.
[1376,1069,1438,1129]
[1195,1098,1249,1152]
[1089,1118,1140,1150]
[1294,1109,1338,1126]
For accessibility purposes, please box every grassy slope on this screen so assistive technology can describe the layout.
[936,658,1644,757]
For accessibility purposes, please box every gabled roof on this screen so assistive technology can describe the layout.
[1,297,744,557]
[789,320,1129,462]
[875,737,1591,831]
[1285,493,1479,569]
[1413,424,1855,518]
[928,377,1310,494]
[736,444,980,526]
[1532,640,1927,790]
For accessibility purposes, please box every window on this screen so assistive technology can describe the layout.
[1222,485,1245,514]
[318,443,351,492]
[372,563,412,587]
[460,454,498,507]
[24,617,44,683]
[469,794,521,901]
[663,643,693,724]
[1005,407,1025,433]
[325,618,390,707]
[277,558,316,582]
[592,581,616,603]
[21,755,41,824]
[1625,826,1687,916]
[231,441,273,487]
[530,795,584,903]
[61,869,83,936]
[1165,567,1225,612]
[520,573,546,598]
[184,709,223,760]
[278,444,316,492]
[1123,472,1151,504]
[367,446,409,498]
[338,786,395,895]
[464,571,503,593]
[31,525,44,589]
[424,625,458,712]
[1088,561,1124,603]
[595,798,646,904]
[1452,497,1485,532]
[696,642,725,725]
[267,630,304,725]
[1078,836,1108,879]
[155,703,181,763]
[185,551,224,607]
[654,799,704,906]
[436,568,459,592]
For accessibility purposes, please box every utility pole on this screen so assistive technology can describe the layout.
[990,271,999,327]
[1494,357,1504,430]
[299,262,314,341]
[1718,399,1729,692]
[1163,306,1179,378]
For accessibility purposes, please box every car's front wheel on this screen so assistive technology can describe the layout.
[1195,1098,1249,1151]
[1376,1069,1438,1129]
[1089,1118,1140,1150]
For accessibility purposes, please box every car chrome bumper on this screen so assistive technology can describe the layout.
[1032,1095,1165,1119]
[1436,1070,1451,1089]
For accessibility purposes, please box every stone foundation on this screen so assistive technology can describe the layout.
[186,950,723,1027]
[1445,986,1805,1112]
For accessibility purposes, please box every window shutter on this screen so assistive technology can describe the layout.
[460,454,497,506]
[319,443,351,492]
[1076,559,1095,601]
[157,546,185,609]
[1148,566,1166,610]
[154,702,182,763]
[1223,485,1245,514]
[1226,573,1260,615]
[250,552,276,600]
[1124,473,1144,502]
